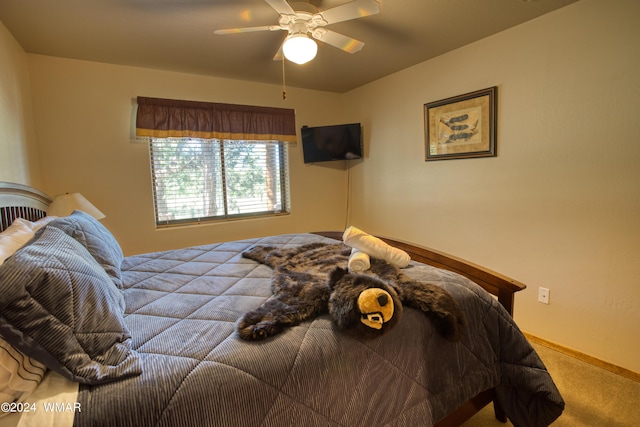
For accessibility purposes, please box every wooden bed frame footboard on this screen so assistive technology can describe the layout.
[313,231,526,426]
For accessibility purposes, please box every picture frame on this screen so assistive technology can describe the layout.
[424,86,497,161]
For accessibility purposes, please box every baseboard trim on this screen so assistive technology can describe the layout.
[523,332,640,383]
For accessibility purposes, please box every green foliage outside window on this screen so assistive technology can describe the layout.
[150,138,289,226]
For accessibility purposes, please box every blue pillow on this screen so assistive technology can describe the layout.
[0,226,141,384]
[47,210,124,288]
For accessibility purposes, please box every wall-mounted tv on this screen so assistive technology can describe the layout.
[301,123,363,164]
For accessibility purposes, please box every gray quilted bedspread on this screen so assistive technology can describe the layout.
[74,233,563,427]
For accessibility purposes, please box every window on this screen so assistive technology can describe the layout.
[134,96,296,227]
[150,138,290,226]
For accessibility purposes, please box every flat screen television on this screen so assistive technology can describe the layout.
[301,123,363,164]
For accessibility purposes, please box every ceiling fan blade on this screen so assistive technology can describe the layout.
[265,0,296,16]
[312,29,364,53]
[273,34,287,61]
[318,0,380,25]
[214,25,282,35]
[273,45,284,61]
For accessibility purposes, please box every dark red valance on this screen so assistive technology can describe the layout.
[135,97,297,143]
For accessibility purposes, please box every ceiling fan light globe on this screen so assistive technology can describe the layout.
[283,34,317,64]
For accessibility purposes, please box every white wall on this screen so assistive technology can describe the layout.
[345,0,640,372]
[27,56,349,255]
[0,22,41,185]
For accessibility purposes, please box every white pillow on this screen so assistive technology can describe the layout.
[0,219,35,266]
[0,338,47,408]
[27,215,58,231]
[0,218,54,406]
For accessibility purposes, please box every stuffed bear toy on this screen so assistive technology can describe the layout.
[238,240,465,342]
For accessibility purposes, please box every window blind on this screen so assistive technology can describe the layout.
[150,138,290,226]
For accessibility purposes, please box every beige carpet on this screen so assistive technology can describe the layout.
[461,342,640,426]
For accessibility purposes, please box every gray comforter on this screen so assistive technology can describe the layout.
[72,233,563,427]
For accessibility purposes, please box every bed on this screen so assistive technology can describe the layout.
[0,181,564,427]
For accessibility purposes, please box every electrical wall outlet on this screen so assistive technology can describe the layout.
[538,287,550,304]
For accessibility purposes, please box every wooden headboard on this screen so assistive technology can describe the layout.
[0,182,52,231]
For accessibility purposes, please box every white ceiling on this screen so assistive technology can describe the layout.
[0,0,579,93]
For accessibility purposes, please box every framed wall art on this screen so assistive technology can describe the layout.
[424,86,497,161]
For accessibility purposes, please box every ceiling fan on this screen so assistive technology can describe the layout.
[214,0,381,65]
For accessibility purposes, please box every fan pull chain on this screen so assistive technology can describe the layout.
[282,57,287,101]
